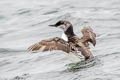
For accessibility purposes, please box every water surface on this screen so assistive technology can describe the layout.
[0,0,120,80]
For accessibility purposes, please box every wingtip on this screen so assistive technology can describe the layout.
[81,26,96,47]
[89,31,96,47]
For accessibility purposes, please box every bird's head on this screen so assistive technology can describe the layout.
[49,20,72,32]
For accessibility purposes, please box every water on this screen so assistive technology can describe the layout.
[0,0,120,80]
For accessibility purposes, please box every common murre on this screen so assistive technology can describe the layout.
[49,20,96,60]
[28,20,96,61]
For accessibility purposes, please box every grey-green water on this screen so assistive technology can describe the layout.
[0,0,120,80]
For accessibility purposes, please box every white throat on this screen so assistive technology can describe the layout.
[61,32,68,41]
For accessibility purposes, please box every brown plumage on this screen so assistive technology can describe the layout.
[28,37,77,53]
[81,27,96,47]
[28,20,96,60]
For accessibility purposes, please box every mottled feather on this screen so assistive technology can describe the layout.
[81,27,96,47]
[28,37,71,53]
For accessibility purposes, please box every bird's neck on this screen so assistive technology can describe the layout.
[64,25,75,38]
[61,32,68,41]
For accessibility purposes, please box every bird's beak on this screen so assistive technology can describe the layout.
[49,24,56,27]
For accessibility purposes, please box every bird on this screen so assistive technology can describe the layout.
[28,20,96,60]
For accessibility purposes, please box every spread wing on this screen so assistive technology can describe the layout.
[74,27,96,60]
[81,27,96,47]
[28,37,71,53]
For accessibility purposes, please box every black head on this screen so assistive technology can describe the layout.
[49,20,72,32]
[49,20,64,27]
[49,20,75,37]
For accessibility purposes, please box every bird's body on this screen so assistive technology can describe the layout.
[28,20,96,61]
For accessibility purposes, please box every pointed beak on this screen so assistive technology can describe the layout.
[49,24,56,27]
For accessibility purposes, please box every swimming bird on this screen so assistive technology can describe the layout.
[28,20,96,60]
[49,20,96,60]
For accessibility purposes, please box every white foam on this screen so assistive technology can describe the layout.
[64,52,85,63]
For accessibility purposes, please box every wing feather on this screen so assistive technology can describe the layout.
[28,37,71,53]
[81,27,96,46]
